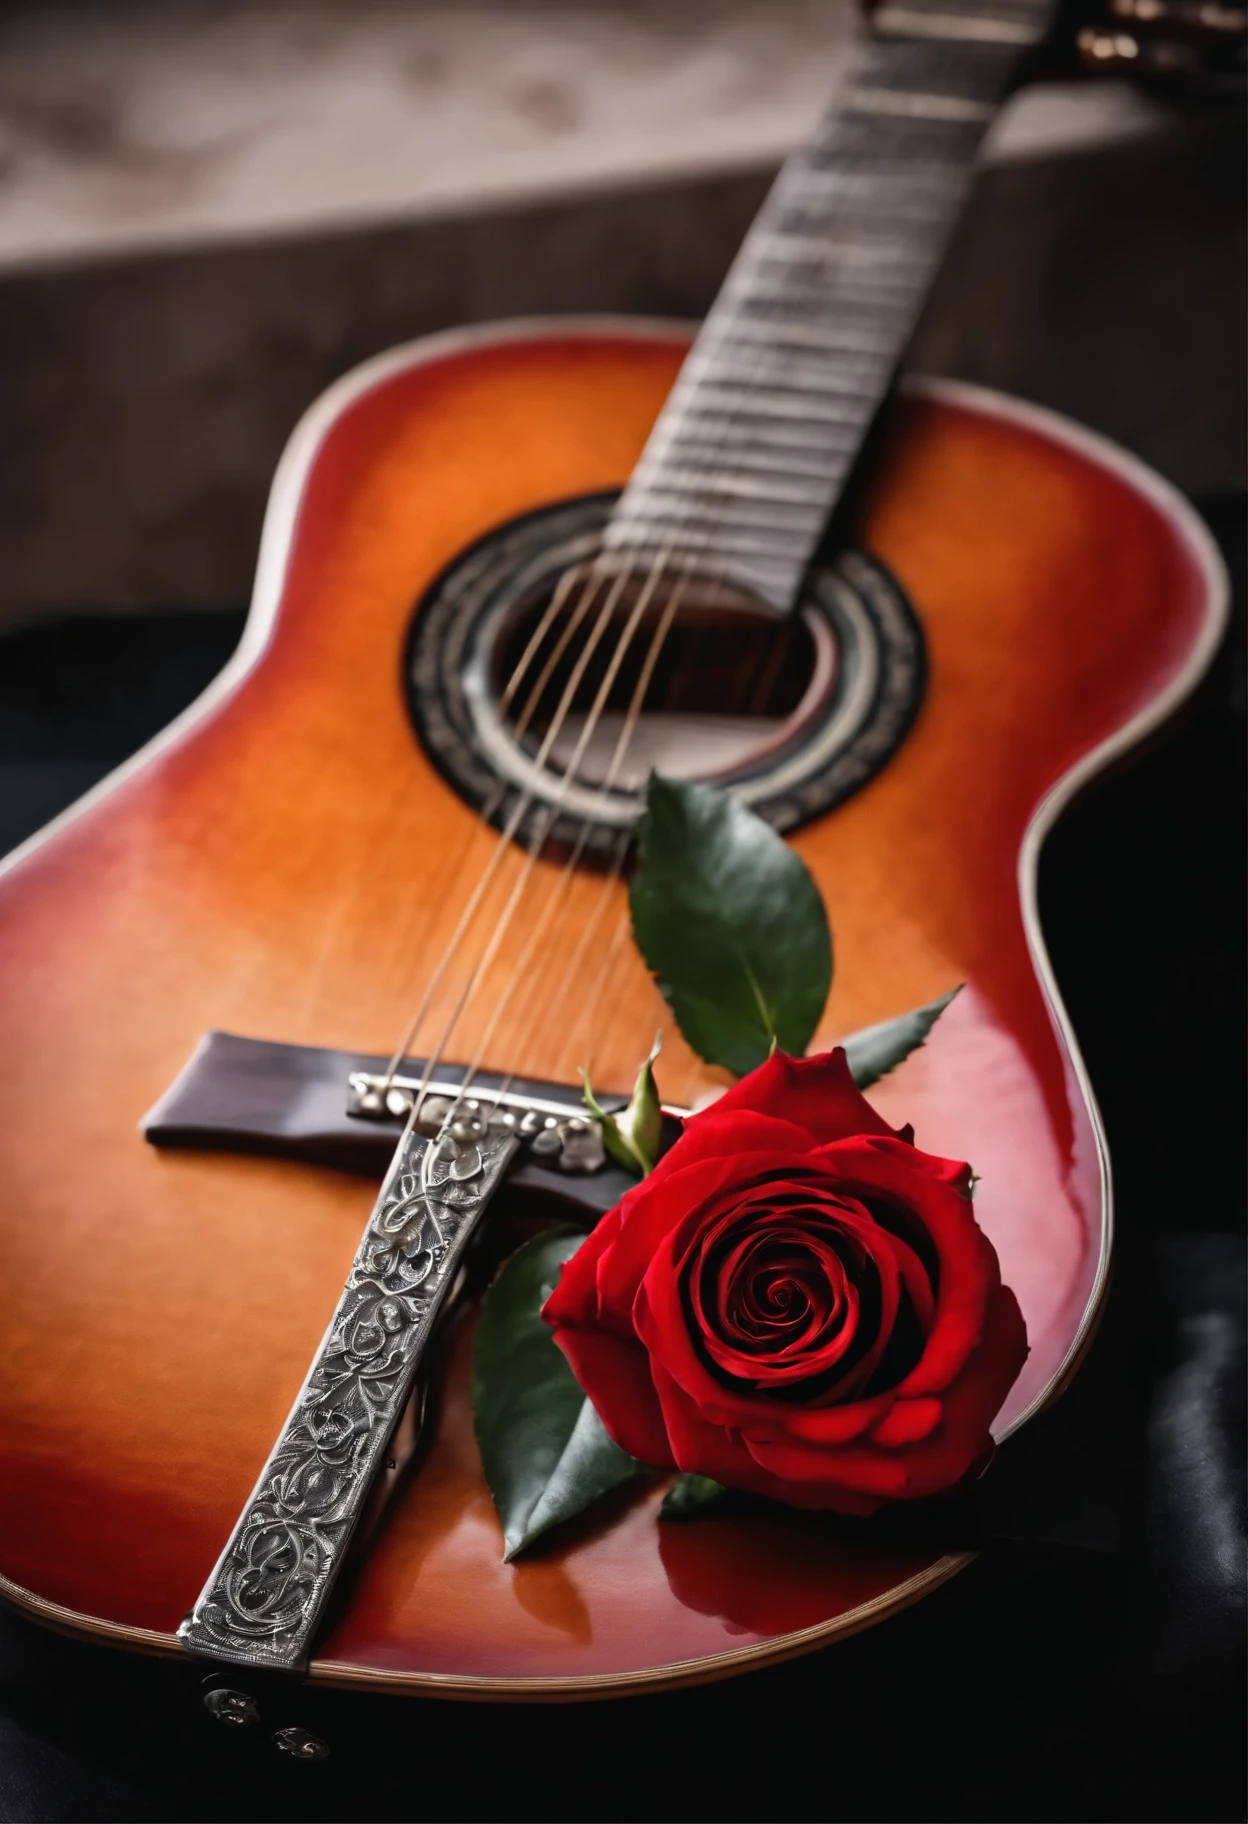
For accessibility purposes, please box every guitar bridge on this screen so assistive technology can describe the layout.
[141,1031,660,1211]
[346,1070,610,1173]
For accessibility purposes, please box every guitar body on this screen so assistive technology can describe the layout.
[0,320,1224,1696]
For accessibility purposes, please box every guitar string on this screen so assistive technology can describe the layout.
[401,291,795,1137]
[383,528,713,1184]
[396,20,1022,1120]
[543,571,745,1086]
[382,451,775,1104]
[431,572,695,1135]
[377,562,622,1091]
[558,137,989,1076]
[432,551,764,1175]
[519,150,908,1083]
[403,548,686,1201]
[524,576,694,1077]
[466,551,702,1103]
[408,403,820,1159]
[381,462,707,1103]
[509,827,631,1080]
[414,453,781,1140]
[404,550,689,1137]
[381,539,694,1097]
[379,559,611,1050]
[560,591,798,1085]
[389,188,841,1150]
[512,258,825,1088]
[408,559,711,1209]
[381,135,860,1099]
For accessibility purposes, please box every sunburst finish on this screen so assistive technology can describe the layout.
[0,323,1224,1695]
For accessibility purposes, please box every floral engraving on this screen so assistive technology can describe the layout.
[178,1122,517,1672]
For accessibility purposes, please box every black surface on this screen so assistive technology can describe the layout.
[0,501,1242,1822]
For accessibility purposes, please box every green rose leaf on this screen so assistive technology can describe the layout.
[473,1229,643,1561]
[659,1472,728,1520]
[630,773,832,1077]
[841,985,962,1089]
[581,1033,663,1177]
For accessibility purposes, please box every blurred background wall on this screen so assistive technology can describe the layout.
[0,0,1242,629]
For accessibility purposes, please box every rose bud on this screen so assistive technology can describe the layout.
[543,1048,1028,1516]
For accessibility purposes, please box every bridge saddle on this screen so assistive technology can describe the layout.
[345,1070,609,1174]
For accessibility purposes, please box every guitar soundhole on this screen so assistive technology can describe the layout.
[404,494,926,860]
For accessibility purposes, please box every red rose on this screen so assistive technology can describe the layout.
[543,1049,1028,1516]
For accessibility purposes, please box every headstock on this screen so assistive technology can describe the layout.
[862,0,1246,98]
[1020,0,1248,94]
[1075,0,1247,95]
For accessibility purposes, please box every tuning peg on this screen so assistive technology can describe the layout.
[1077,22,1238,76]
[1078,0,1245,86]
[1109,0,1247,35]
[1076,25,1196,72]
[1078,24,1143,64]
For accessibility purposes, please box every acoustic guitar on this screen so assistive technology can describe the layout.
[0,0,1232,1715]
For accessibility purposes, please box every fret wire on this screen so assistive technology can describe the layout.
[648,375,883,421]
[642,418,866,461]
[663,373,889,411]
[748,231,937,269]
[705,318,898,356]
[671,357,892,399]
[641,422,866,465]
[802,129,986,170]
[740,262,942,297]
[718,273,928,312]
[633,443,852,484]
[729,271,935,308]
[609,525,821,559]
[781,158,965,191]
[843,87,997,121]
[625,469,833,506]
[772,190,958,226]
[614,523,827,556]
[740,221,956,255]
[770,204,953,238]
[617,488,829,524]
[777,167,963,204]
[668,389,880,426]
[723,259,944,295]
[872,7,1046,41]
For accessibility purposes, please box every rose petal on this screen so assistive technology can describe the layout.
[541,1202,623,1331]
[682,1157,939,1352]
[773,1391,895,1446]
[742,1423,918,1500]
[692,1208,859,1373]
[638,1107,821,1198]
[869,1396,943,1446]
[804,1137,999,1396]
[689,1212,882,1392]
[646,1361,752,1481]
[735,1282,1027,1504]
[685,1048,900,1148]
[546,1322,674,1468]
[669,1182,908,1400]
[593,1150,794,1327]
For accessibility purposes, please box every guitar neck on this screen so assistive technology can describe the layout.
[605,0,1055,614]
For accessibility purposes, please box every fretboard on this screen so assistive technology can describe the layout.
[604,0,1055,613]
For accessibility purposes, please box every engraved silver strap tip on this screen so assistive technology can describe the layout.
[178,1121,517,1673]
